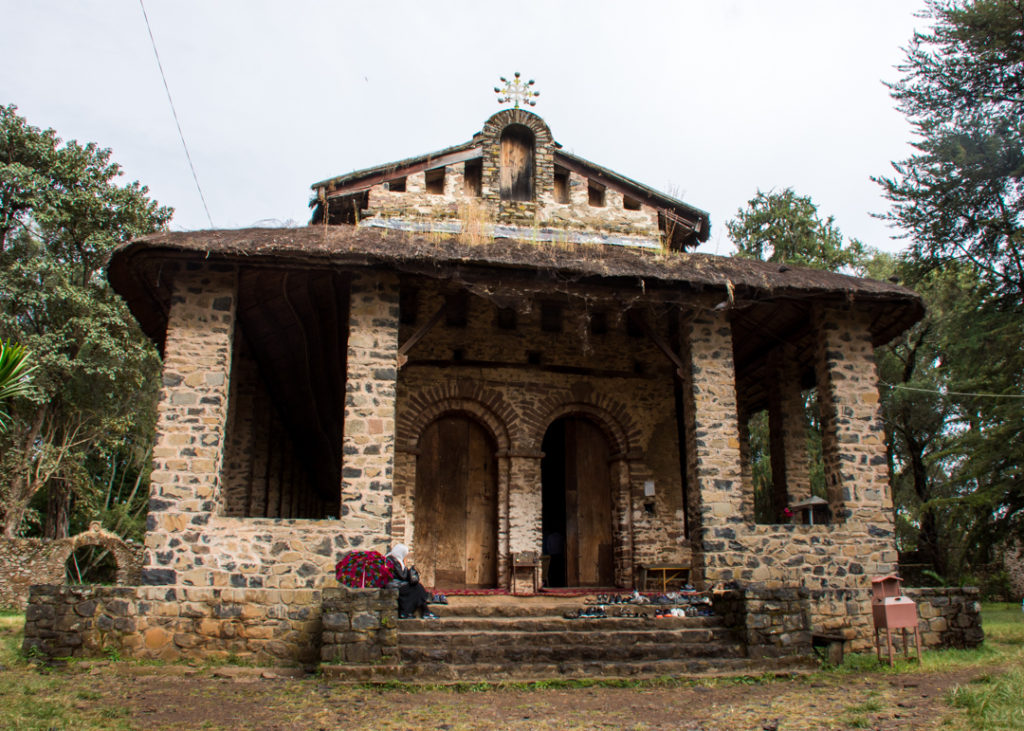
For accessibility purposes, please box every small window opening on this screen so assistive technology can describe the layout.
[452,348,465,362]
[425,167,445,194]
[541,303,564,333]
[464,159,483,197]
[623,195,641,211]
[496,307,517,330]
[625,309,644,338]
[387,177,407,193]
[554,168,570,204]
[445,291,468,327]
[527,350,542,365]
[399,287,419,325]
[588,181,606,207]
[589,311,608,335]
[633,359,646,376]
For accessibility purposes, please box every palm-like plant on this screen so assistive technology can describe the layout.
[0,339,35,432]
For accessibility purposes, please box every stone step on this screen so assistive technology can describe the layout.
[399,615,722,632]
[322,656,817,684]
[398,626,734,649]
[428,599,713,619]
[398,639,746,665]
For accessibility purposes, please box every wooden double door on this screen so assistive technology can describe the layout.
[542,416,615,587]
[415,415,498,589]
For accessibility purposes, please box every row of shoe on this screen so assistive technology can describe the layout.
[563,606,607,619]
[652,605,714,618]
[427,592,448,604]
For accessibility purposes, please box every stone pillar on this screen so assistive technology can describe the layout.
[768,345,811,515]
[340,271,400,551]
[496,454,512,588]
[735,410,755,522]
[611,457,634,587]
[507,453,543,588]
[813,308,893,531]
[681,308,744,588]
[145,265,237,585]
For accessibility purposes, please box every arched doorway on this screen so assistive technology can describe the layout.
[415,414,498,589]
[541,416,615,587]
[499,124,535,201]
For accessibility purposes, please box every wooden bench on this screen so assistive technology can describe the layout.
[637,563,690,593]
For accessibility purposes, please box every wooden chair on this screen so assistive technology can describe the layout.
[512,551,540,594]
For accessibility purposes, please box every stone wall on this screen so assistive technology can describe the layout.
[905,587,984,649]
[0,524,142,610]
[712,587,813,660]
[23,584,327,664]
[392,280,691,587]
[320,585,398,664]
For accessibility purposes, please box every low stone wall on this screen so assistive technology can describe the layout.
[905,587,983,649]
[320,586,398,664]
[713,587,812,659]
[0,524,142,610]
[806,588,874,652]
[22,585,325,664]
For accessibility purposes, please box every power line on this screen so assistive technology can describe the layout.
[138,0,215,228]
[881,382,1024,400]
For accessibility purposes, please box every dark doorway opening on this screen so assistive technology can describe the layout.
[541,416,614,587]
[416,414,498,590]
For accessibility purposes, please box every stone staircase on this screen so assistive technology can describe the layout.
[321,594,816,683]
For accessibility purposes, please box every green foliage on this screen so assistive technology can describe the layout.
[0,338,35,431]
[0,104,171,538]
[727,188,870,272]
[876,0,1024,305]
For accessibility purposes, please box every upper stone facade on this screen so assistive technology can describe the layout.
[311,110,710,251]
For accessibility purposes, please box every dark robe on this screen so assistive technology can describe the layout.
[387,556,430,616]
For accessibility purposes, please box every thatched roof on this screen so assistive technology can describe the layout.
[108,224,923,354]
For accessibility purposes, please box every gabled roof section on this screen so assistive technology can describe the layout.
[309,111,710,251]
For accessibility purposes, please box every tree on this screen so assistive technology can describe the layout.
[876,0,1024,305]
[0,339,34,431]
[727,188,869,272]
[0,105,171,538]
[877,0,1024,575]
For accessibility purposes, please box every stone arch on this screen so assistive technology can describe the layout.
[57,522,142,585]
[480,109,555,204]
[397,381,514,453]
[525,391,640,458]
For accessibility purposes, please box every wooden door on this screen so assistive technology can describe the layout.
[415,415,497,589]
[545,417,615,587]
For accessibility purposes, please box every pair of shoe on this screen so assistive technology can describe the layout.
[421,611,439,619]
[428,593,448,605]
[398,611,415,619]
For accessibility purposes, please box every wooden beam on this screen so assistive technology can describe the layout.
[323,148,483,199]
[637,310,687,379]
[397,304,446,368]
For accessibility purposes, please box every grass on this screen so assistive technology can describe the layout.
[0,602,1021,729]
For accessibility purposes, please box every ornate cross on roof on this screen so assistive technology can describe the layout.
[494,72,539,109]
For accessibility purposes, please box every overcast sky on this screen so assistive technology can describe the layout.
[2,1,928,255]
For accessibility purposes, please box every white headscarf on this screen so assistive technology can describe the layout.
[387,543,409,570]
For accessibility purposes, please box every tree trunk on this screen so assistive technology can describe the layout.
[44,479,72,539]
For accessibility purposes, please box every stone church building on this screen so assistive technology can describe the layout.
[84,109,927,659]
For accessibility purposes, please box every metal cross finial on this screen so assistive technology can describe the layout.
[494,72,539,109]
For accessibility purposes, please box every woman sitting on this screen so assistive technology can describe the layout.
[385,544,437,619]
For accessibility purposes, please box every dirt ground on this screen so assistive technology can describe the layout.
[22,659,991,730]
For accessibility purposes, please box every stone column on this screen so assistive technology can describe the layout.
[814,308,893,532]
[340,271,400,551]
[681,308,744,588]
[507,453,543,589]
[145,265,237,585]
[611,457,635,587]
[768,345,812,514]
